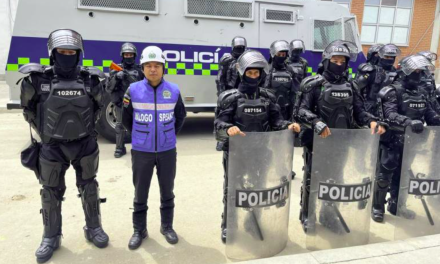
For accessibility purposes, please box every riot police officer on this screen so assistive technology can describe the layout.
[122,46,186,249]
[19,29,109,263]
[355,44,400,115]
[372,55,440,222]
[365,44,384,65]
[417,51,438,114]
[215,50,301,243]
[287,39,309,83]
[264,40,299,120]
[296,40,386,232]
[216,36,247,95]
[106,43,144,158]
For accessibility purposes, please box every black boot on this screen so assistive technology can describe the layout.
[35,188,62,263]
[79,181,109,248]
[372,181,388,223]
[114,122,126,158]
[128,210,148,250]
[160,224,179,244]
[387,197,416,219]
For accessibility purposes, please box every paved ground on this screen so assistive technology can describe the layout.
[0,81,439,264]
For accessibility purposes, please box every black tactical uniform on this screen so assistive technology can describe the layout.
[216,36,247,95]
[417,51,439,114]
[287,39,309,83]
[354,44,400,115]
[296,40,377,233]
[105,43,144,158]
[19,29,109,263]
[372,55,440,223]
[215,50,294,243]
[264,40,300,120]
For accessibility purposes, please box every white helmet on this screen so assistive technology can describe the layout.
[140,46,166,65]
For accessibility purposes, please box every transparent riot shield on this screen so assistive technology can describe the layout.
[226,130,294,260]
[306,129,379,250]
[395,127,440,240]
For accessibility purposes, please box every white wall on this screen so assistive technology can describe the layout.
[0,0,19,75]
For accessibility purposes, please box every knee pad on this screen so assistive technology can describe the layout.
[376,173,392,189]
[39,157,62,187]
[380,146,400,171]
[80,148,99,180]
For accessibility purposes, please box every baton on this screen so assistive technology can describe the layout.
[408,169,434,226]
[331,203,351,233]
[241,181,264,241]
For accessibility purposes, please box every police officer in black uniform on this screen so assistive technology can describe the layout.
[296,40,386,232]
[106,43,144,158]
[287,39,309,83]
[215,50,301,243]
[417,51,439,114]
[354,44,400,115]
[365,44,384,66]
[216,36,247,95]
[372,55,440,222]
[264,40,300,120]
[19,29,109,263]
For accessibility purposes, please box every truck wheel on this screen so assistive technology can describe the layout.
[95,91,131,143]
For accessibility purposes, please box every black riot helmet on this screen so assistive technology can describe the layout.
[321,40,358,79]
[399,55,435,89]
[366,44,384,65]
[120,42,137,67]
[289,39,305,62]
[269,40,289,67]
[378,44,401,70]
[47,29,84,77]
[231,36,247,58]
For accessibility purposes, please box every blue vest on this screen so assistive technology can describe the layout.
[131,79,180,153]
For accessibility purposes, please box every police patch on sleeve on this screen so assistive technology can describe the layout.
[123,95,130,108]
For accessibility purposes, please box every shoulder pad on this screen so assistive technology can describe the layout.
[18,63,47,74]
[300,75,325,93]
[259,88,276,103]
[81,66,106,79]
[218,89,241,109]
[299,57,308,64]
[378,85,396,99]
[358,63,374,72]
[219,53,233,65]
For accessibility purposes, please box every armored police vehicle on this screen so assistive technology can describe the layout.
[5,0,365,142]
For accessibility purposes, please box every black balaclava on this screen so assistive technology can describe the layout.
[402,70,422,90]
[272,55,287,70]
[379,57,395,71]
[232,46,246,58]
[323,59,347,83]
[238,68,261,95]
[122,55,135,68]
[53,50,80,79]
[290,49,302,62]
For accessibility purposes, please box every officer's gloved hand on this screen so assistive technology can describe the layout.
[116,71,126,80]
[405,119,424,134]
[313,119,330,137]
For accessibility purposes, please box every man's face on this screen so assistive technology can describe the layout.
[276,51,287,57]
[245,69,260,79]
[123,53,135,58]
[330,55,346,66]
[143,61,164,83]
[56,48,77,55]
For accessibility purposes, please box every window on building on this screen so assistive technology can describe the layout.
[361,0,413,45]
[321,0,352,10]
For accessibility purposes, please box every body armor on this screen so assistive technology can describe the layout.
[367,67,397,102]
[43,77,94,140]
[234,95,271,132]
[226,60,240,89]
[317,82,354,129]
[288,61,306,81]
[396,86,428,121]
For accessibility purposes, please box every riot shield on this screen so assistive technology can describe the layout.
[306,129,379,250]
[226,130,294,260]
[395,127,440,240]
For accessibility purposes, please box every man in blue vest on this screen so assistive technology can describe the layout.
[122,46,187,249]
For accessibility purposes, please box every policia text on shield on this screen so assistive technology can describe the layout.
[122,46,187,249]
